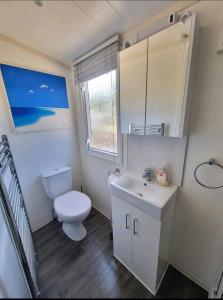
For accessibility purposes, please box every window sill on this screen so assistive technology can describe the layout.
[86,147,122,164]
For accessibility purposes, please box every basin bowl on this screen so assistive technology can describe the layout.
[110,172,177,220]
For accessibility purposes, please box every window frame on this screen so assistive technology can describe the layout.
[80,69,122,163]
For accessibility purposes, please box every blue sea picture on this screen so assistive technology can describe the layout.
[0,64,69,132]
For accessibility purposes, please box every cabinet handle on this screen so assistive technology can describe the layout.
[125,213,130,229]
[133,218,138,235]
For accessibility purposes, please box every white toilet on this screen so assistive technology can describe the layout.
[41,167,91,241]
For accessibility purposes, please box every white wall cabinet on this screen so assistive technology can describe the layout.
[111,194,175,295]
[119,14,199,137]
[119,39,148,134]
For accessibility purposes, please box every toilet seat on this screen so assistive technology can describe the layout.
[54,191,91,223]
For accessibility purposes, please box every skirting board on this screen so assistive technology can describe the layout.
[32,215,53,232]
[171,262,209,294]
[113,254,169,295]
[92,204,111,221]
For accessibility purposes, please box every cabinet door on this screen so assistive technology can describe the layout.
[111,196,132,267]
[119,39,148,134]
[146,17,192,137]
[131,206,161,293]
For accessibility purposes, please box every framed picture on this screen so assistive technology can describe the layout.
[0,64,70,132]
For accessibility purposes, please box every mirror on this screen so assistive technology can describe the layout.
[119,39,148,134]
[146,17,192,137]
[119,15,195,137]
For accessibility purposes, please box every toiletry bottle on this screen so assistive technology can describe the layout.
[156,166,169,186]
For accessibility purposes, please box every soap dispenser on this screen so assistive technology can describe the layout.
[156,165,170,186]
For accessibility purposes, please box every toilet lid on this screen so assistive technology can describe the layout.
[54,191,91,218]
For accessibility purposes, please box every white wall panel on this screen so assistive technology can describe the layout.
[0,36,83,231]
[109,1,152,28]
[75,0,129,35]
[143,1,175,16]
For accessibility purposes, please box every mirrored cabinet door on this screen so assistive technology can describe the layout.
[120,39,148,134]
[146,17,192,137]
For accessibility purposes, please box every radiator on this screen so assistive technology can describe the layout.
[0,135,40,298]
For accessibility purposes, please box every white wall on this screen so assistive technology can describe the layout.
[171,1,223,291]
[74,0,223,293]
[127,135,187,185]
[0,35,83,231]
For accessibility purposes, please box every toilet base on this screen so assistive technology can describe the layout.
[62,221,86,241]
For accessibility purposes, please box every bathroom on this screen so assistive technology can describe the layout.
[0,0,223,298]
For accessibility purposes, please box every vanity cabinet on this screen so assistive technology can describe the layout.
[112,195,132,267]
[111,194,176,295]
[119,14,199,137]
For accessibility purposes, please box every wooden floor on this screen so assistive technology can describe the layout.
[34,208,208,299]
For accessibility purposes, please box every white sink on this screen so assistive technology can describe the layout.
[110,172,178,220]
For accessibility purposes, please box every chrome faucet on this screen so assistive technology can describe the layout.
[142,167,154,182]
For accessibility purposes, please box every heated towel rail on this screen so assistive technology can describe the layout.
[0,135,39,298]
[128,123,165,136]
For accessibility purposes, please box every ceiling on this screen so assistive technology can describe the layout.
[0,0,175,65]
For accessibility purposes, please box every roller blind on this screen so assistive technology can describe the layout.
[74,40,119,83]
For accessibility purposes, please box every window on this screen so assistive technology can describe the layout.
[74,36,121,161]
[81,69,121,160]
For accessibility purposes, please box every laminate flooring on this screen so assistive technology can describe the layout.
[34,208,208,298]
